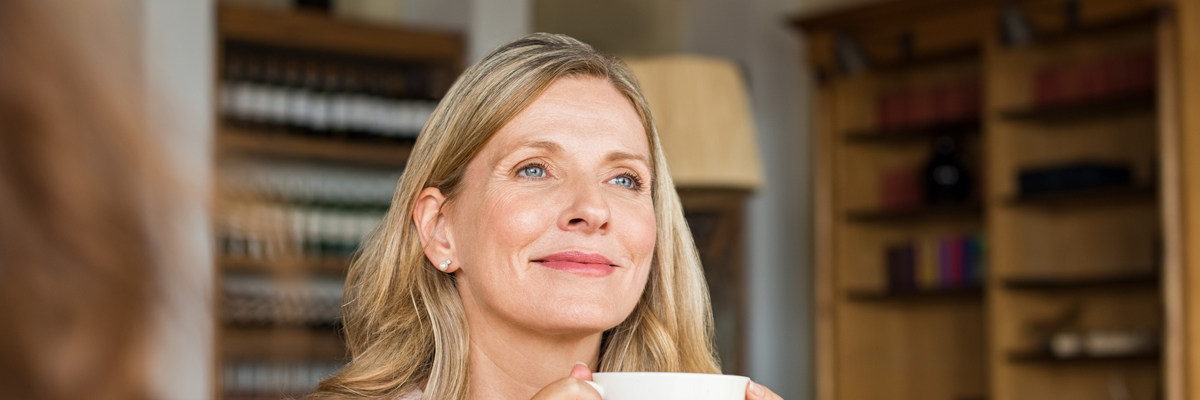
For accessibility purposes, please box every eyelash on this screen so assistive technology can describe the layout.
[615,171,645,191]
[514,162,646,191]
[516,162,550,179]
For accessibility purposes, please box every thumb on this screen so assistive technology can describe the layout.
[569,362,594,381]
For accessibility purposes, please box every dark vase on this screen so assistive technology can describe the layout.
[924,136,971,204]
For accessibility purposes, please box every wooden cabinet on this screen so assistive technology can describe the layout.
[792,1,1189,400]
[212,4,462,399]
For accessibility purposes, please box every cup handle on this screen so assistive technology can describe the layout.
[584,380,605,399]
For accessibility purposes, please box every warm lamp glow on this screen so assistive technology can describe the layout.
[624,55,764,190]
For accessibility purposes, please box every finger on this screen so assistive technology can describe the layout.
[530,377,602,400]
[745,380,783,400]
[569,362,594,381]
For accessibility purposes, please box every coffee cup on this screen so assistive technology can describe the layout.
[584,372,750,400]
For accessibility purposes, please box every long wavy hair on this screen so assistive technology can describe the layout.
[309,33,719,400]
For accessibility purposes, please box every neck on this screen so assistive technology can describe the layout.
[463,308,602,400]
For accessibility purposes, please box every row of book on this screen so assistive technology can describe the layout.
[221,160,400,207]
[885,234,986,291]
[1034,51,1155,107]
[876,78,981,131]
[219,45,447,140]
[223,361,344,398]
[222,274,345,326]
[219,201,387,261]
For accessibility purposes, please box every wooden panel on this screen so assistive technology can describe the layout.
[813,84,838,400]
[836,302,987,400]
[218,128,413,167]
[1168,1,1200,399]
[218,3,462,64]
[677,188,750,376]
[1154,6,1184,400]
[222,326,346,362]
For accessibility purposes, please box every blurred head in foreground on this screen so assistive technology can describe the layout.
[0,1,172,400]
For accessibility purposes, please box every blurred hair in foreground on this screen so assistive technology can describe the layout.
[0,0,178,399]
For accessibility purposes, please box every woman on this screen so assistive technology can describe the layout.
[310,33,783,400]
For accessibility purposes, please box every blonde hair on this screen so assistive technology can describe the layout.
[309,33,719,400]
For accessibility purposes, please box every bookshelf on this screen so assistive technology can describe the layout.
[792,1,1184,400]
[212,4,463,400]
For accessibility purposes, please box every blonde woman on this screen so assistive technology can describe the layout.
[309,33,785,400]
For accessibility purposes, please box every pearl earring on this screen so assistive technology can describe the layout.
[438,259,451,271]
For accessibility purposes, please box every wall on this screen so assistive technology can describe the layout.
[679,1,811,398]
[140,1,215,399]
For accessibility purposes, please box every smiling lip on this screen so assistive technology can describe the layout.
[533,251,617,277]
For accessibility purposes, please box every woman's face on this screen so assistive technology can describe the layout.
[445,76,656,336]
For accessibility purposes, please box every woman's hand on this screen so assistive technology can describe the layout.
[530,363,602,400]
[746,380,784,400]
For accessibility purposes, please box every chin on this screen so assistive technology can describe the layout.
[523,296,636,335]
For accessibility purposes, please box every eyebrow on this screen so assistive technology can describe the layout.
[515,140,650,167]
[524,140,564,153]
[606,151,650,166]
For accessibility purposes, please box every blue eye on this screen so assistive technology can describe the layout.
[610,174,639,189]
[518,164,546,178]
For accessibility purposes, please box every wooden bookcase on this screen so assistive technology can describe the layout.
[212,4,463,399]
[792,1,1186,400]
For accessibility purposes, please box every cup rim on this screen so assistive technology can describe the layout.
[592,372,750,380]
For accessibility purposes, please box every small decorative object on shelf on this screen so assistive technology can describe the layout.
[924,135,972,205]
[885,233,986,292]
[1013,330,1160,362]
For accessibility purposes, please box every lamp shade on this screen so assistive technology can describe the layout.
[624,55,763,190]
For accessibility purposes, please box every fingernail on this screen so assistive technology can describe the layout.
[575,361,588,367]
[750,381,764,397]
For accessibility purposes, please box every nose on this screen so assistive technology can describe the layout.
[559,177,611,235]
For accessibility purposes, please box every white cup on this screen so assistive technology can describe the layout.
[585,372,750,400]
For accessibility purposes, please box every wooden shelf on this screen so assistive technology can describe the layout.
[870,45,982,75]
[218,3,462,64]
[218,128,413,168]
[999,93,1156,123]
[1024,8,1163,48]
[221,256,350,275]
[1006,349,1160,364]
[846,287,984,302]
[845,202,983,223]
[1007,184,1157,207]
[844,118,980,144]
[222,326,347,362]
[1004,271,1159,291]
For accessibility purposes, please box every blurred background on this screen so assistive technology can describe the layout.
[104,0,1200,400]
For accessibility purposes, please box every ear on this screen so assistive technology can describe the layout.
[412,187,458,273]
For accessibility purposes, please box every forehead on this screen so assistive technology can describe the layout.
[485,76,651,159]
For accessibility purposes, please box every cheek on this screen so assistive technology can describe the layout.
[621,200,658,271]
[472,188,556,261]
